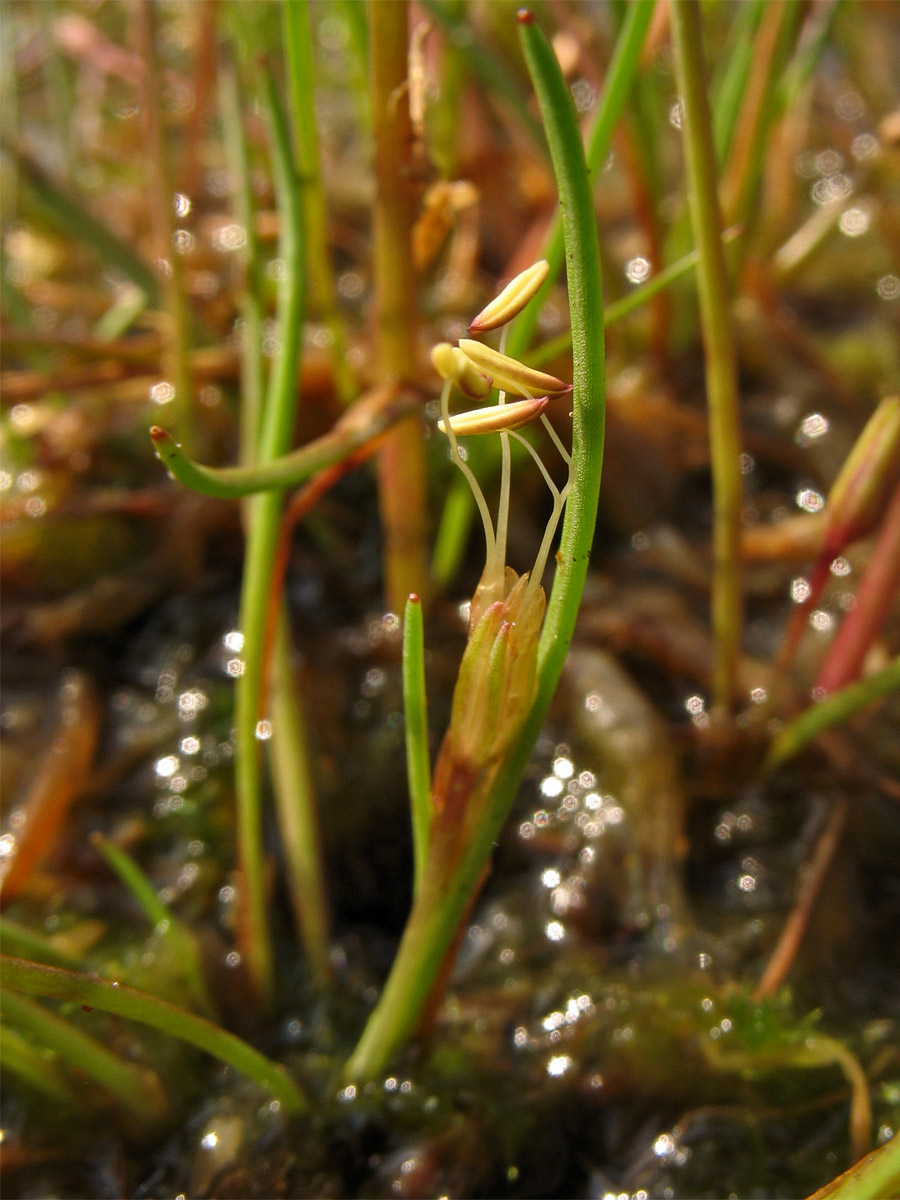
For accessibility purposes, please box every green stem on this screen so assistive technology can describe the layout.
[671,0,744,715]
[91,833,215,1017]
[0,987,169,1129]
[508,0,654,360]
[1,956,308,1114]
[284,0,356,406]
[233,70,306,1004]
[269,611,331,982]
[0,1023,81,1108]
[710,0,766,163]
[136,0,195,455]
[345,9,606,1081]
[369,0,430,613]
[0,917,83,970]
[720,0,804,233]
[219,50,266,466]
[767,655,900,770]
[149,386,416,497]
[402,594,431,897]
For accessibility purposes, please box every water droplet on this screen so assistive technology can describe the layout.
[10,404,38,433]
[851,132,879,162]
[213,222,246,252]
[791,577,811,603]
[816,148,844,176]
[150,381,175,405]
[796,412,829,444]
[625,256,651,283]
[172,229,194,254]
[654,1133,677,1159]
[155,755,179,778]
[796,488,825,513]
[834,90,865,122]
[571,77,595,113]
[552,756,574,779]
[811,174,852,206]
[338,271,364,299]
[839,206,870,238]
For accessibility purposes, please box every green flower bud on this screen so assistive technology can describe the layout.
[448,571,546,766]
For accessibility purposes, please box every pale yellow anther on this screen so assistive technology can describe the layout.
[457,338,570,399]
[467,259,550,333]
[430,342,493,400]
[437,395,549,437]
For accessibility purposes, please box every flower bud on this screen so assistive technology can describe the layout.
[437,395,549,437]
[457,339,570,399]
[468,259,550,333]
[448,571,546,765]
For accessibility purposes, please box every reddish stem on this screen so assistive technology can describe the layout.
[815,480,900,694]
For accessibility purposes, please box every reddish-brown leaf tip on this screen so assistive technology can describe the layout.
[517,9,534,24]
[149,426,166,441]
[408,593,421,605]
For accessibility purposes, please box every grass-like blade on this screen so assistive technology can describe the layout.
[1,956,309,1114]
[403,594,431,897]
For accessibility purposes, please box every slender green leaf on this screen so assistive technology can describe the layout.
[403,594,431,897]
[91,833,215,1017]
[0,987,168,1128]
[671,0,744,713]
[767,656,900,769]
[1,956,309,1114]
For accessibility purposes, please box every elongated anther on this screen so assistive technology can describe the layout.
[457,338,570,398]
[431,342,493,399]
[438,396,549,436]
[468,260,550,333]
